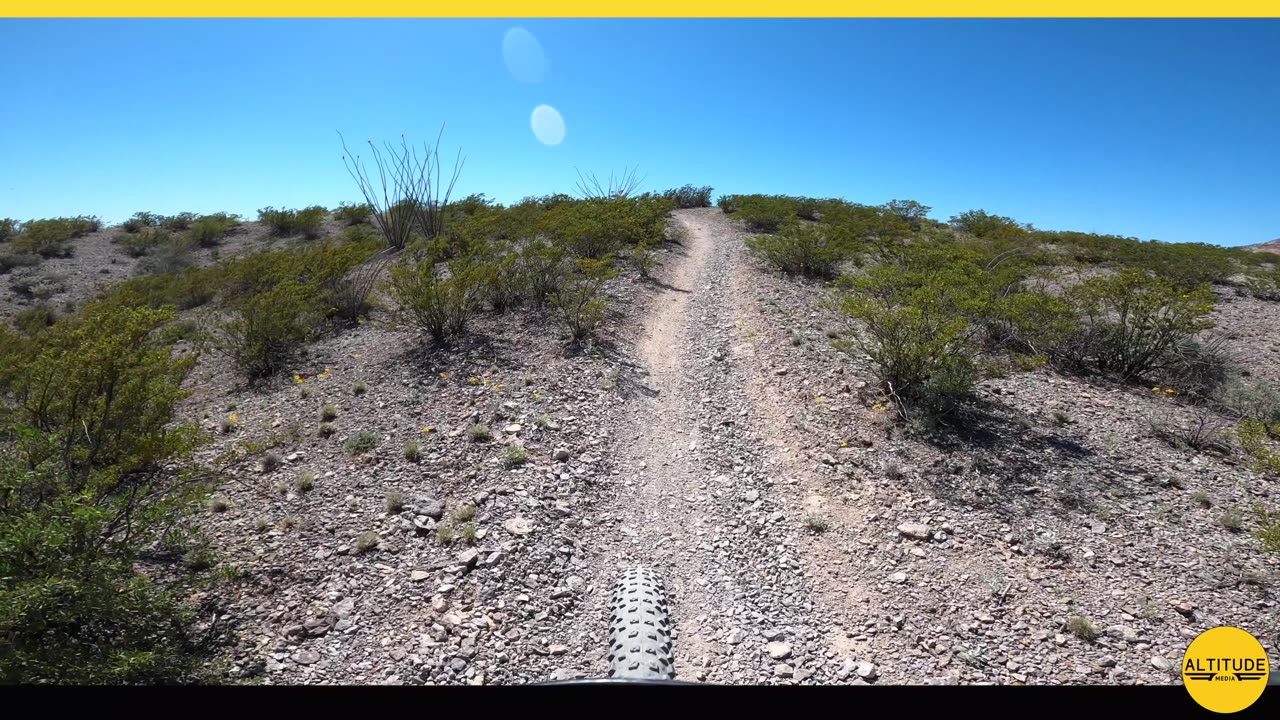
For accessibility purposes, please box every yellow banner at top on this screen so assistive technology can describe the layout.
[5,1,1280,16]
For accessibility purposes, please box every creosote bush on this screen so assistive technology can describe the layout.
[550,257,618,342]
[258,206,328,239]
[662,184,714,209]
[388,255,483,343]
[0,304,214,683]
[746,221,854,278]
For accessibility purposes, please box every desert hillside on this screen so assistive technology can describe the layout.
[1,191,1277,686]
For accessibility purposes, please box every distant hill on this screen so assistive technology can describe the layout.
[1245,238,1280,255]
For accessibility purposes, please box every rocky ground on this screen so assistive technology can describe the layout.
[12,208,1277,685]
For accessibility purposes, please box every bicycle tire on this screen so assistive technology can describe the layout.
[607,566,676,681]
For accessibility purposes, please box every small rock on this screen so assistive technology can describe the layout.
[856,662,878,680]
[774,663,794,678]
[553,447,571,461]
[295,649,320,665]
[765,642,793,660]
[410,570,430,582]
[504,517,533,536]
[549,644,569,656]
[888,571,907,584]
[1151,656,1173,672]
[898,523,931,540]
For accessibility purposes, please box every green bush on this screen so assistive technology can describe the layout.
[746,221,854,278]
[334,202,372,227]
[135,237,197,277]
[13,303,59,336]
[543,196,671,259]
[839,263,983,416]
[388,256,483,343]
[160,212,198,231]
[662,185,714,209]
[0,304,213,684]
[12,216,100,258]
[343,431,383,456]
[216,281,321,379]
[717,195,740,214]
[188,213,239,248]
[949,210,1029,240]
[884,199,932,230]
[0,218,17,242]
[121,212,162,233]
[550,257,618,341]
[258,206,328,239]
[0,249,41,274]
[114,228,172,258]
[9,268,69,300]
[1064,270,1216,380]
[735,195,798,233]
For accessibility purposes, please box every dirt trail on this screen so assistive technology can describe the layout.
[574,208,858,683]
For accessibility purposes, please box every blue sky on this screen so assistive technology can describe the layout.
[0,19,1277,246]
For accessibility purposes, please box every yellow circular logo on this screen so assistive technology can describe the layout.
[1182,626,1270,714]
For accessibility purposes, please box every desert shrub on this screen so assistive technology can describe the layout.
[1140,242,1237,288]
[0,218,17,241]
[662,184,714,209]
[840,264,983,417]
[550,257,618,342]
[188,213,239,248]
[14,303,59,336]
[114,227,172,258]
[135,236,197,276]
[1160,335,1234,397]
[629,240,660,279]
[258,206,328,239]
[735,195,798,233]
[1244,273,1280,301]
[0,249,41,274]
[884,199,932,230]
[1063,271,1216,380]
[717,195,739,214]
[0,304,213,684]
[746,221,855,278]
[1216,380,1280,431]
[12,216,99,258]
[447,193,497,218]
[216,281,321,379]
[343,431,383,456]
[544,196,671,259]
[388,255,483,343]
[9,268,69,300]
[949,210,1030,240]
[333,202,372,227]
[160,212,198,231]
[322,258,389,325]
[120,211,162,233]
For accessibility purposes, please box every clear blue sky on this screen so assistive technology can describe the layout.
[1,19,1277,246]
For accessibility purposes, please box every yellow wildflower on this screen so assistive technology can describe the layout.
[815,397,823,404]
[228,413,238,422]
[439,372,448,379]
[468,377,479,385]
[422,427,434,433]
[1165,388,1175,394]
[1152,387,1160,392]
[533,392,542,400]
[294,374,304,384]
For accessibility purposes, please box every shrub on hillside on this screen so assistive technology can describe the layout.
[735,195,798,233]
[161,212,199,231]
[334,202,372,227]
[121,211,162,233]
[0,249,41,274]
[746,221,855,278]
[0,304,213,684]
[11,216,100,258]
[1062,270,1216,380]
[135,236,197,276]
[9,268,69,300]
[949,209,1029,240]
[189,213,240,248]
[662,185,714,209]
[0,218,17,242]
[717,195,740,214]
[884,199,932,230]
[216,281,321,379]
[388,256,483,343]
[839,263,985,417]
[114,228,172,258]
[258,206,328,239]
[550,257,618,342]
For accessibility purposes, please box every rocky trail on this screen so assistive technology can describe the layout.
[197,208,1276,686]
